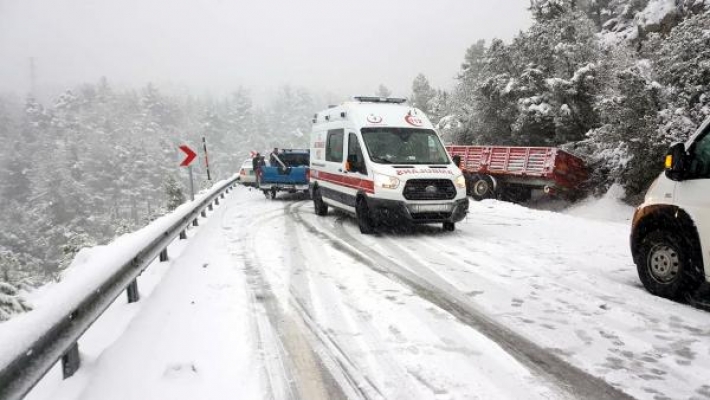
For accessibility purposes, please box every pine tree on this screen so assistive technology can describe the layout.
[411,74,437,115]
[376,84,392,98]
[165,175,186,211]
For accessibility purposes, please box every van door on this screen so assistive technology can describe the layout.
[675,129,710,277]
[345,131,374,194]
[319,128,352,209]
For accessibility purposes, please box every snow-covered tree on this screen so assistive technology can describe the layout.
[165,175,186,211]
[0,281,32,322]
[376,84,392,98]
[411,74,437,115]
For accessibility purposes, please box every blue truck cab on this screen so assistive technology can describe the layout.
[258,149,310,199]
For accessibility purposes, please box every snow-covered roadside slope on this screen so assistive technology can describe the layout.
[24,188,263,400]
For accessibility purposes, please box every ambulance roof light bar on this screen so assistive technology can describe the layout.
[353,96,407,104]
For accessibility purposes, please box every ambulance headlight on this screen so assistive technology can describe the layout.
[374,173,400,189]
[454,174,466,189]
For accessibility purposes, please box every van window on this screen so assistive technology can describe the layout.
[361,128,450,165]
[326,129,344,162]
[347,133,367,174]
[689,133,710,179]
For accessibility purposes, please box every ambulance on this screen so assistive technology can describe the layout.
[309,96,468,233]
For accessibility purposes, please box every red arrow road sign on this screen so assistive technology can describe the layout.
[179,145,197,167]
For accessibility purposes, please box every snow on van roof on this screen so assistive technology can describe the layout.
[313,99,435,130]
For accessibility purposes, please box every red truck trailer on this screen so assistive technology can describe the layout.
[446,145,588,202]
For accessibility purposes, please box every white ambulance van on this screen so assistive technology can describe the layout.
[309,97,468,234]
[631,117,710,305]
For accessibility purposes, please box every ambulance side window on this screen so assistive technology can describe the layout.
[326,129,344,162]
[347,133,367,175]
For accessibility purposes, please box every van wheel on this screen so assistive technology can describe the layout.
[470,175,495,201]
[356,198,375,234]
[443,222,455,232]
[313,187,328,216]
[636,230,701,299]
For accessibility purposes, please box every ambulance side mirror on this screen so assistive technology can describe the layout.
[665,142,688,182]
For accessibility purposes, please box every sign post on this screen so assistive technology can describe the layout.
[179,145,198,201]
[202,137,212,181]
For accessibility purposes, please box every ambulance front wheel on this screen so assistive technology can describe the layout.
[443,222,455,232]
[356,198,375,234]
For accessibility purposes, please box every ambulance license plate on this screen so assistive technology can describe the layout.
[410,204,452,213]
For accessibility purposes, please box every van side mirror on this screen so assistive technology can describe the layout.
[665,142,688,181]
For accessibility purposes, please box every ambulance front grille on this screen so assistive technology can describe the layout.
[402,179,456,201]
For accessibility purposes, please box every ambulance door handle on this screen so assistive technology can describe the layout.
[338,168,343,173]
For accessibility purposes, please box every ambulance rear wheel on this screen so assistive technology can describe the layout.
[313,187,328,216]
[356,198,375,234]
[443,222,455,232]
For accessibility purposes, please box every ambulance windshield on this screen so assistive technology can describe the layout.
[361,128,450,165]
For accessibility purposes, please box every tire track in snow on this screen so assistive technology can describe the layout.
[221,194,301,400]
[286,201,634,400]
[283,203,437,399]
[224,196,376,400]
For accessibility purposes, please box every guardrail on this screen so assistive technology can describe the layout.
[0,177,239,400]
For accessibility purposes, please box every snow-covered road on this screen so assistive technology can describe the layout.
[26,186,710,400]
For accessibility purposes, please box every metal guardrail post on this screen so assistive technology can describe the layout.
[201,209,207,218]
[61,343,80,379]
[179,230,187,239]
[208,203,213,211]
[159,248,168,262]
[215,197,220,205]
[192,218,198,227]
[127,279,140,303]
[220,193,225,199]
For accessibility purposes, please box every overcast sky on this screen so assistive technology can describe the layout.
[0,0,531,101]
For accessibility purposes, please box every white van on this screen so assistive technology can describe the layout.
[631,117,710,305]
[309,97,468,233]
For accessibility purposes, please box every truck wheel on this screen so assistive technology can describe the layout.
[262,190,270,199]
[443,222,455,232]
[470,175,495,201]
[313,187,328,216]
[636,230,701,299]
[356,198,375,234]
[270,188,277,199]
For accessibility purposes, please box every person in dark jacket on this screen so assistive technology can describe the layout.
[252,153,261,186]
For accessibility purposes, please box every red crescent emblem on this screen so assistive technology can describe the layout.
[405,115,423,126]
[367,115,383,124]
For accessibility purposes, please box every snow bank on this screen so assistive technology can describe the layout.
[0,176,236,369]
[564,184,635,223]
